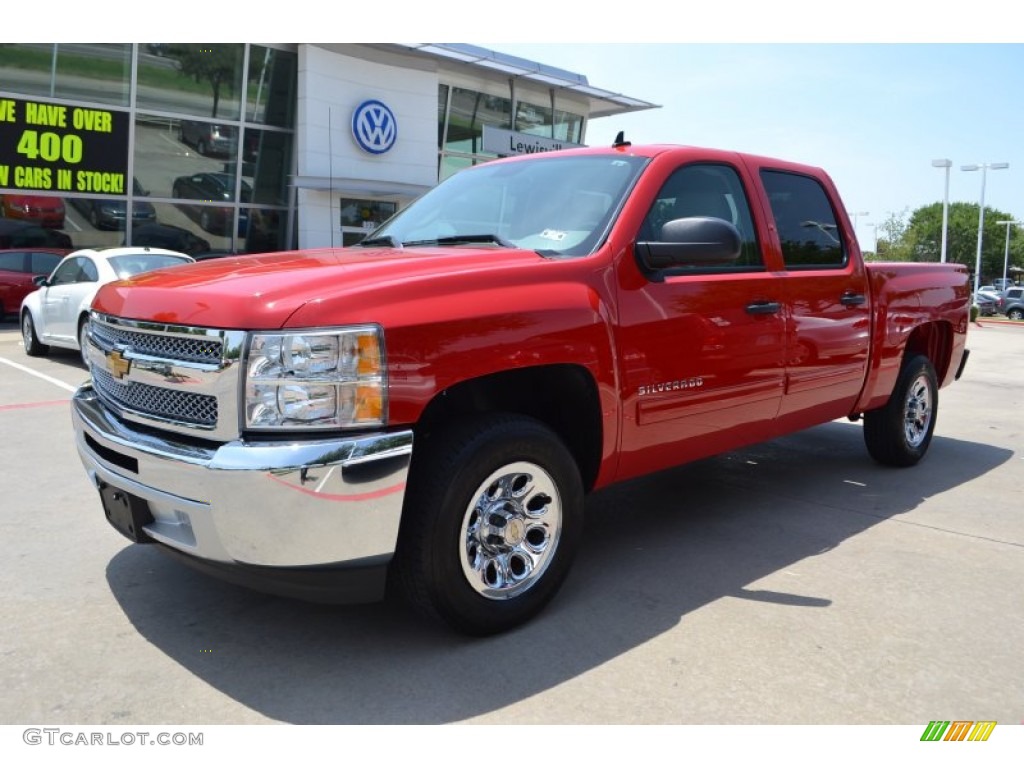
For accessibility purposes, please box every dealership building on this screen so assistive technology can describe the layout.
[0,44,656,255]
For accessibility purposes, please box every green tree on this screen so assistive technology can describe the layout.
[871,209,912,261]
[901,201,1022,282]
[166,44,243,118]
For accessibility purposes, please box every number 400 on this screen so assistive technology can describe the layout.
[17,130,83,163]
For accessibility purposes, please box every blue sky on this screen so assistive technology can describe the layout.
[489,43,1024,249]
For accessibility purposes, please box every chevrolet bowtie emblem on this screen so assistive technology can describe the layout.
[106,350,132,380]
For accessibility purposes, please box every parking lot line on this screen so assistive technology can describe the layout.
[0,356,78,394]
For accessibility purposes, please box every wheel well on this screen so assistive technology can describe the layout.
[904,322,952,382]
[414,364,603,492]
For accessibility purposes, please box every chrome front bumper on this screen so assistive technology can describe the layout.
[72,384,413,602]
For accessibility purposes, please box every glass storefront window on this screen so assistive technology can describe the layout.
[445,87,511,155]
[245,127,292,206]
[438,155,474,182]
[553,108,583,143]
[136,44,244,120]
[245,208,288,253]
[245,46,297,128]
[339,199,397,229]
[437,84,449,149]
[515,100,553,137]
[0,44,131,107]
[124,202,216,255]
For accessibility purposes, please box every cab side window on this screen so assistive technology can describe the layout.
[640,163,763,271]
[761,170,846,269]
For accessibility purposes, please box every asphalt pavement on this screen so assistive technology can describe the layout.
[0,317,1021,727]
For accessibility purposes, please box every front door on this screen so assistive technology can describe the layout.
[615,162,786,481]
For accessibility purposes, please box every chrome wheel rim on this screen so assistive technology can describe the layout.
[460,461,562,600]
[903,373,933,448]
[21,315,33,348]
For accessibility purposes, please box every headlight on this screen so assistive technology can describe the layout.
[244,326,385,430]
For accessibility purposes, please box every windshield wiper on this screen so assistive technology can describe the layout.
[356,235,402,248]
[401,234,516,248]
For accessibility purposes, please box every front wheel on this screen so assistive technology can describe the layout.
[1008,307,1024,321]
[863,354,938,467]
[391,415,584,636]
[78,319,91,368]
[22,311,49,357]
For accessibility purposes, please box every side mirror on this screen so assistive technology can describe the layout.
[33,274,49,287]
[635,216,742,274]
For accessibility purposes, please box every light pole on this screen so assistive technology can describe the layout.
[996,220,1021,289]
[961,162,1009,295]
[848,211,868,247]
[932,159,952,262]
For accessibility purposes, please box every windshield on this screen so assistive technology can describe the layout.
[364,154,648,257]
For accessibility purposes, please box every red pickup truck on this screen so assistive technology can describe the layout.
[71,140,970,635]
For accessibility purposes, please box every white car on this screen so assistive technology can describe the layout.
[20,246,194,366]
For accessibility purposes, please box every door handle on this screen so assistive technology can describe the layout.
[746,300,781,315]
[841,292,866,306]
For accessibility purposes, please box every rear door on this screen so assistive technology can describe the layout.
[757,168,871,426]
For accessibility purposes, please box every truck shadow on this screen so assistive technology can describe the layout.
[104,420,1012,724]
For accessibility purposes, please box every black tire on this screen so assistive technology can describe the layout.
[78,318,91,368]
[21,311,49,357]
[1008,308,1024,321]
[863,354,938,467]
[391,414,584,636]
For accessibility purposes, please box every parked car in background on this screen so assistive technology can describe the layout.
[0,220,73,250]
[973,291,997,317]
[179,120,238,157]
[171,172,251,235]
[992,278,1013,291]
[1,194,65,228]
[68,177,157,230]
[1002,286,1024,321]
[128,223,210,256]
[20,247,194,365]
[0,248,69,318]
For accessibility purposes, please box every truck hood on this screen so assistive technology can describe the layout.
[92,246,553,329]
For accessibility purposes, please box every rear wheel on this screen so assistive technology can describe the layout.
[863,354,937,467]
[1008,307,1024,321]
[21,311,49,357]
[392,414,584,636]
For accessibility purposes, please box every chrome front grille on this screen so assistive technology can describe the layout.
[87,313,246,441]
[93,368,218,427]
[90,321,224,364]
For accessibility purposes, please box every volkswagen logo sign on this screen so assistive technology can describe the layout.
[352,100,397,155]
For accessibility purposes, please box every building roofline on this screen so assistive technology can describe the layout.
[394,43,660,119]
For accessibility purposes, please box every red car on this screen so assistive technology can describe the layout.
[0,247,69,317]
[1,194,66,228]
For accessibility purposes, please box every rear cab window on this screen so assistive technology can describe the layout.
[760,170,846,270]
